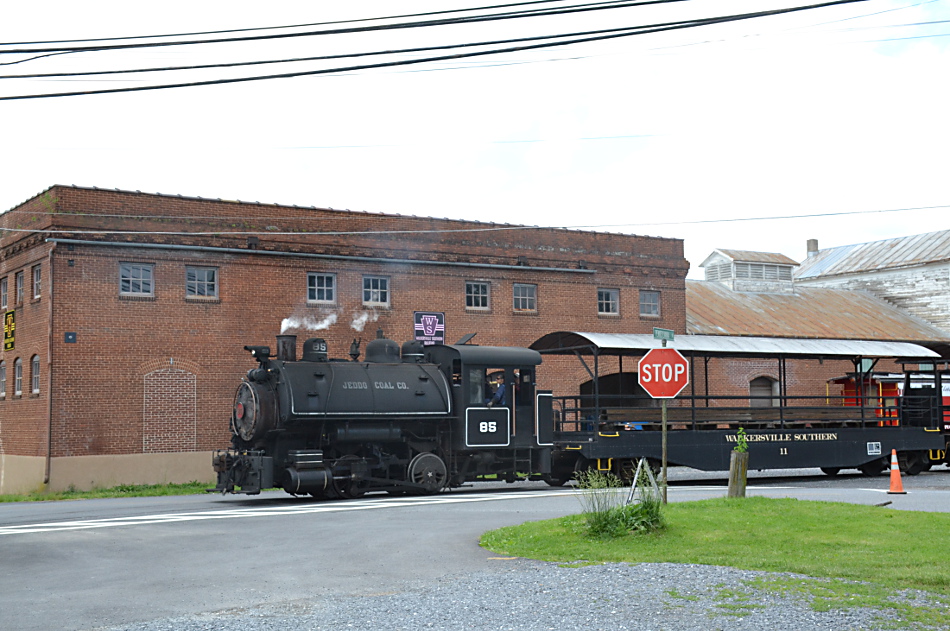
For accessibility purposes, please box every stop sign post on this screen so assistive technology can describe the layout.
[638,347,690,504]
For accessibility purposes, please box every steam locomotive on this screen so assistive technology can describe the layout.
[212,332,557,497]
[214,331,950,497]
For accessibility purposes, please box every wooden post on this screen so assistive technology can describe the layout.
[727,450,749,498]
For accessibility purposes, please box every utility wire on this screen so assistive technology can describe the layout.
[0,0,688,55]
[5,14,945,81]
[0,0,870,101]
[0,19,715,80]
[0,0,634,46]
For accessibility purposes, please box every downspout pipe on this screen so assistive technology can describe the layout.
[44,242,55,485]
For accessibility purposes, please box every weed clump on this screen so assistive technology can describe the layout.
[574,468,664,538]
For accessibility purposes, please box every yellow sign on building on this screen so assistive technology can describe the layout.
[3,310,13,351]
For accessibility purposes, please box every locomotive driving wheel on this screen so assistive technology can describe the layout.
[407,452,447,495]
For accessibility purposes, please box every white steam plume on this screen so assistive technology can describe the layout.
[350,310,379,332]
[280,313,338,334]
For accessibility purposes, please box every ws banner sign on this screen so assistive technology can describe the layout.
[414,311,445,346]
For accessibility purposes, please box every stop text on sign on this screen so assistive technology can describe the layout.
[640,362,686,384]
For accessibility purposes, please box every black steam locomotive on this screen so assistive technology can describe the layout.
[212,332,556,497]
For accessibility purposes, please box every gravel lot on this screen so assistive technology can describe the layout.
[95,562,937,631]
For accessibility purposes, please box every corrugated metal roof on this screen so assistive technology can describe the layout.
[700,249,799,268]
[796,229,950,279]
[530,331,939,359]
[686,280,950,342]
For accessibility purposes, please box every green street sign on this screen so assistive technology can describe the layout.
[653,327,674,342]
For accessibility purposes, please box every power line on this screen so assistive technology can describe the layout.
[0,0,870,101]
[570,204,950,229]
[0,20,709,81]
[0,0,637,46]
[0,0,686,55]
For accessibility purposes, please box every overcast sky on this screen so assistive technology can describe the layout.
[2,0,947,278]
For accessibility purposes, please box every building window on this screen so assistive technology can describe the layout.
[15,271,24,305]
[308,273,336,304]
[639,290,660,317]
[513,283,537,312]
[120,263,154,296]
[14,358,22,396]
[186,266,218,298]
[31,355,40,394]
[0,360,5,397]
[597,288,619,315]
[704,262,730,282]
[1,277,6,309]
[465,281,490,310]
[362,275,389,307]
[32,265,41,299]
[734,262,792,281]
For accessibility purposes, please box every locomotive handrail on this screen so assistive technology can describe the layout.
[551,391,929,433]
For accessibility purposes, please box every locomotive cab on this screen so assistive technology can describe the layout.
[425,343,554,480]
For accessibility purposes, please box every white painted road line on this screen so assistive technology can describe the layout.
[0,490,576,536]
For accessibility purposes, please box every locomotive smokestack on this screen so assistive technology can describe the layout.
[276,335,298,362]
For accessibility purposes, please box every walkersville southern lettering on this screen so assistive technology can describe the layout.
[725,432,838,444]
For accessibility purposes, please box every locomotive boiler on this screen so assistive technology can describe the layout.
[212,332,555,497]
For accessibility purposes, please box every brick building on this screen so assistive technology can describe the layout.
[0,185,688,493]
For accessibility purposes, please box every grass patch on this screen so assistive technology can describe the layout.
[748,577,950,628]
[481,496,950,598]
[482,496,950,627]
[0,480,215,502]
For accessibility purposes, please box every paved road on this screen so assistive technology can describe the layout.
[1,468,948,631]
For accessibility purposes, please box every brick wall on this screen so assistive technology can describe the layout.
[0,186,690,461]
[0,236,51,459]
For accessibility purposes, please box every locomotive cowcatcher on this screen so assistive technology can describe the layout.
[212,331,554,497]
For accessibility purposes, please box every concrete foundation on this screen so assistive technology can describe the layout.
[0,452,215,494]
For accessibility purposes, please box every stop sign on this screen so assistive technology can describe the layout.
[638,348,690,399]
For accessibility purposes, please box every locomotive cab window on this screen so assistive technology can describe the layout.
[451,359,462,386]
[468,368,488,406]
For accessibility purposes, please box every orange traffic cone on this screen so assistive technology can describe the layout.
[887,449,906,495]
